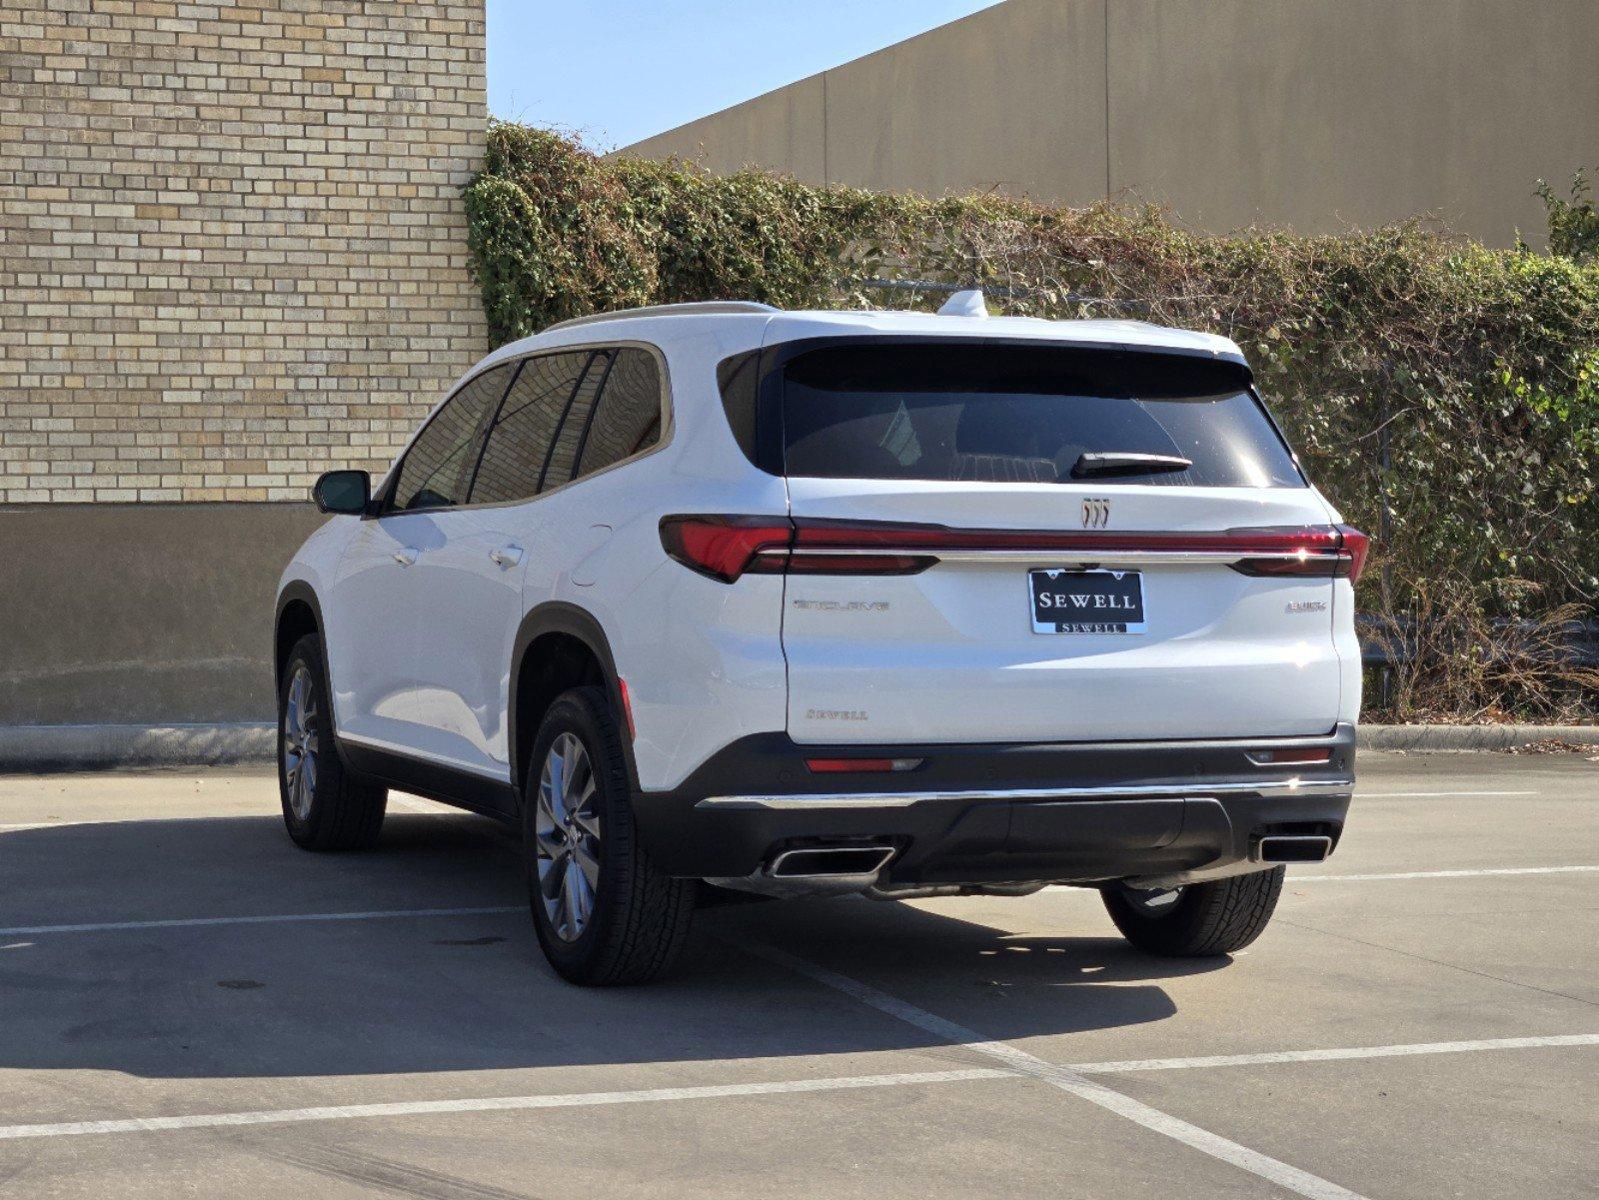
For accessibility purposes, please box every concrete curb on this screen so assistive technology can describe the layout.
[3,720,1598,773]
[1356,724,1599,751]
[0,723,274,773]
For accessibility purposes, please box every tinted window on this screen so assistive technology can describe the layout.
[390,364,512,511]
[468,351,595,505]
[540,352,609,489]
[717,349,760,464]
[575,348,663,480]
[781,345,1302,488]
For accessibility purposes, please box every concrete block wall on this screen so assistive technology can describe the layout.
[620,0,1599,250]
[0,0,490,503]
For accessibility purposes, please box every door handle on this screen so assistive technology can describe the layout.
[392,547,418,567]
[489,545,524,568]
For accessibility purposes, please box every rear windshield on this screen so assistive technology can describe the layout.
[780,344,1304,488]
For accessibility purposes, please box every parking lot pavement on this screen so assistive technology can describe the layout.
[1,752,1594,1199]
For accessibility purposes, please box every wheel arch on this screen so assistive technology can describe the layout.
[510,603,638,799]
[274,581,341,744]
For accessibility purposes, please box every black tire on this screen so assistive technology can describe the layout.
[523,686,696,985]
[277,633,387,851]
[1101,866,1285,956]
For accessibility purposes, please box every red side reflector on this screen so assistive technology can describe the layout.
[617,678,636,741]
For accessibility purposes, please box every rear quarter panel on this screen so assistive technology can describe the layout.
[527,322,793,794]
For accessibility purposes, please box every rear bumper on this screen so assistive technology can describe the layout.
[633,724,1356,887]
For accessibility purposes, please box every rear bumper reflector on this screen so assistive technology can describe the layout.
[805,757,924,774]
[1247,747,1334,766]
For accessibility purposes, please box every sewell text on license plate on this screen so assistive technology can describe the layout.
[1029,568,1146,634]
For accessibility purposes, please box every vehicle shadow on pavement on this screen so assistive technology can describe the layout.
[0,813,1224,1082]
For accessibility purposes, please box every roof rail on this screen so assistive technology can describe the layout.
[542,301,779,334]
[857,278,1147,312]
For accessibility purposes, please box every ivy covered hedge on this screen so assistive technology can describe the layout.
[467,122,1599,721]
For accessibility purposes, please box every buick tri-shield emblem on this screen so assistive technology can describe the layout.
[1081,497,1111,528]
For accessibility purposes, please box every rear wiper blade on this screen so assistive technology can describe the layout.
[1070,452,1193,479]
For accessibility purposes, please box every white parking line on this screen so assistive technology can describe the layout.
[1069,1034,1599,1075]
[1356,790,1538,798]
[3,1032,1590,1144]
[0,1069,1008,1142]
[0,819,189,832]
[0,805,459,833]
[734,939,1368,1200]
[0,907,522,938]
[1291,865,1599,882]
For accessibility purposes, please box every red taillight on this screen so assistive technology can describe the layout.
[1337,525,1371,584]
[660,516,936,582]
[658,516,792,582]
[1228,525,1370,583]
[660,516,1372,584]
[786,551,936,575]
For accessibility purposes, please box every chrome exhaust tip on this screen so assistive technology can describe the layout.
[1253,834,1334,864]
[768,845,896,879]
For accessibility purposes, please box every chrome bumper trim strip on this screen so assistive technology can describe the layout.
[696,778,1356,811]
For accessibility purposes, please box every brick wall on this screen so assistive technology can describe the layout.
[0,0,489,502]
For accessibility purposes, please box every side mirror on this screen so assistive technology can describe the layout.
[312,470,371,515]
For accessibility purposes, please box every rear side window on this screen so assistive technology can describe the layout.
[469,351,596,505]
[574,348,663,480]
[390,363,513,511]
[539,351,609,489]
[781,344,1303,488]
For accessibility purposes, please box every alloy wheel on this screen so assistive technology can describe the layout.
[282,665,319,821]
[535,732,603,942]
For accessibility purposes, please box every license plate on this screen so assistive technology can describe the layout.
[1029,569,1146,634]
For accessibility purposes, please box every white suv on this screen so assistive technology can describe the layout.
[275,296,1365,985]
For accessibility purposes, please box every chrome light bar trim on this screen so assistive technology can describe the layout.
[757,547,1322,566]
[697,778,1355,811]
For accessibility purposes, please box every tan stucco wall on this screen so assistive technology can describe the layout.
[0,503,327,725]
[619,0,1599,248]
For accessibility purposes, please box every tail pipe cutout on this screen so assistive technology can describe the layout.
[1253,834,1334,864]
[768,844,897,879]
